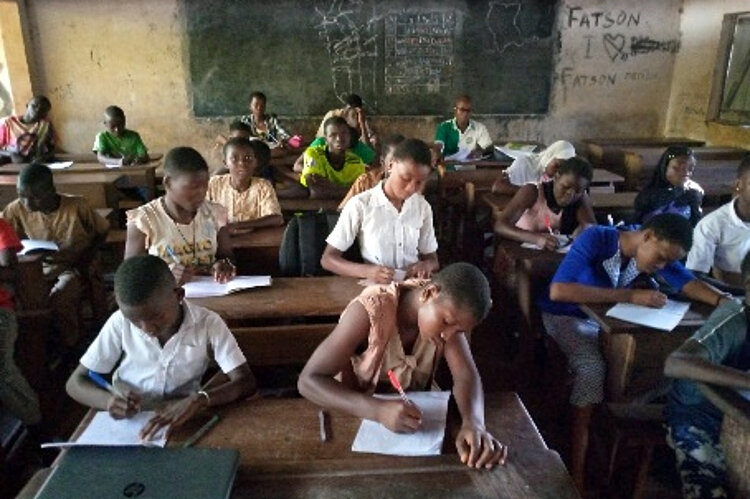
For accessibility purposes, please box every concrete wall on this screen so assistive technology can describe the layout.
[13,0,695,163]
[665,0,750,148]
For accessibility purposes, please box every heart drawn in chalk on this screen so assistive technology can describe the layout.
[603,33,627,62]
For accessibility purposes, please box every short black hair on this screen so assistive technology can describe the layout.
[229,120,252,133]
[163,146,208,176]
[249,91,266,103]
[390,138,432,168]
[222,136,253,158]
[454,94,472,105]
[115,255,175,307]
[344,94,363,107]
[557,156,593,182]
[741,250,750,281]
[432,262,492,323]
[737,153,750,179]
[380,134,406,156]
[18,162,54,191]
[104,105,125,120]
[641,213,693,252]
[248,139,271,167]
[323,116,348,135]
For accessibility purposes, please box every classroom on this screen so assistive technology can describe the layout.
[0,0,749,498]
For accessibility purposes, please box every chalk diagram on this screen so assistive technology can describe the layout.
[485,1,543,54]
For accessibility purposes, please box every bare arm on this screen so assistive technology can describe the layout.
[124,223,148,259]
[321,244,393,283]
[405,252,439,279]
[574,193,597,236]
[664,340,750,390]
[0,248,17,283]
[550,282,668,308]
[493,184,552,247]
[491,171,520,196]
[307,174,349,199]
[681,279,731,307]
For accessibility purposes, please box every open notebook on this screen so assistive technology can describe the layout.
[183,275,271,298]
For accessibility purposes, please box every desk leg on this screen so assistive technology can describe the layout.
[516,260,536,365]
[144,167,156,201]
[602,333,635,403]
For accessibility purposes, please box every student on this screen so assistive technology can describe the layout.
[2,163,109,347]
[125,147,235,285]
[316,93,375,149]
[434,94,492,159]
[66,255,255,439]
[494,156,596,250]
[207,137,283,235]
[0,218,41,427]
[0,96,55,164]
[240,91,292,149]
[92,105,149,166]
[663,250,750,499]
[338,133,406,211]
[292,125,375,178]
[540,214,731,490]
[686,155,750,290]
[300,117,366,199]
[322,139,438,283]
[492,140,576,195]
[298,262,507,469]
[633,146,703,226]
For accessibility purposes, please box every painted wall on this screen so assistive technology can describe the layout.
[18,0,686,163]
[665,0,750,147]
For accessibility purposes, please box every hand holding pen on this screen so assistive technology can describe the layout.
[165,246,194,285]
[89,370,141,419]
[377,370,422,433]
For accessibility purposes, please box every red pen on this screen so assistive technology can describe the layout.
[387,369,412,405]
[544,215,554,235]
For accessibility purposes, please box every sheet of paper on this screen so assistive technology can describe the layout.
[45,161,73,169]
[495,144,537,159]
[357,268,407,287]
[105,163,122,168]
[18,239,59,255]
[351,391,450,456]
[41,411,167,448]
[605,300,691,331]
[520,234,572,254]
[445,147,472,162]
[183,275,272,298]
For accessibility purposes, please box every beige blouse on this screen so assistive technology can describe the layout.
[207,175,281,223]
[342,280,440,393]
[127,197,227,267]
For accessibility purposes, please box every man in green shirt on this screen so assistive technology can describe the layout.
[434,94,493,159]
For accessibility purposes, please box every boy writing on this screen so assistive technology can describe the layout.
[0,96,55,164]
[93,105,149,166]
[663,250,750,499]
[2,163,109,347]
[66,255,255,439]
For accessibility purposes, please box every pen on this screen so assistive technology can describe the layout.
[88,370,127,399]
[387,369,412,405]
[543,215,554,236]
[164,245,181,265]
[318,410,328,442]
[182,414,220,448]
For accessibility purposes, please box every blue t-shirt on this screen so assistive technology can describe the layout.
[539,225,695,318]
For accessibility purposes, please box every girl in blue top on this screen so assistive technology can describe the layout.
[539,214,730,491]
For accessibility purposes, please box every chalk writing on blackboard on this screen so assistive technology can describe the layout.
[485,1,543,54]
[384,11,456,95]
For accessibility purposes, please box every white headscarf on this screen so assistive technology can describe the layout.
[506,140,576,185]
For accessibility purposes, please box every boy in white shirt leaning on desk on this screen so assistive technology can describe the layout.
[66,255,255,440]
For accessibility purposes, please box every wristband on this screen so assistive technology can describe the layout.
[197,390,210,407]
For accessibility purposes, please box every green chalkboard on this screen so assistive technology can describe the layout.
[185,0,556,117]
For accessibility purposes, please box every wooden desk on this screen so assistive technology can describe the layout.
[279,197,341,213]
[590,168,624,192]
[580,302,711,402]
[582,137,705,165]
[697,383,750,498]
[188,276,361,326]
[165,393,578,498]
[231,225,285,276]
[479,191,514,216]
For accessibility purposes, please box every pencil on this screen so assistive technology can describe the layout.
[318,410,328,442]
[182,414,220,448]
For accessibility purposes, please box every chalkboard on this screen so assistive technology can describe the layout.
[185,0,556,117]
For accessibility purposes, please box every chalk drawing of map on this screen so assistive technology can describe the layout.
[485,1,542,54]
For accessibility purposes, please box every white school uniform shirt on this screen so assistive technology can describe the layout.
[686,199,750,274]
[80,300,246,403]
[326,182,438,270]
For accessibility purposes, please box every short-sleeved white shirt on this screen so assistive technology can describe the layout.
[326,182,438,270]
[505,155,544,186]
[80,301,246,403]
[686,199,750,274]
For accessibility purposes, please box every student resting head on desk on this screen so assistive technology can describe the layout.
[492,140,576,195]
[664,250,750,499]
[299,116,367,199]
[633,146,703,227]
[206,136,283,236]
[321,138,438,283]
[125,146,235,286]
[2,163,109,347]
[338,133,406,211]
[93,105,149,166]
[686,154,750,293]
[66,255,255,440]
[539,213,733,491]
[493,156,596,251]
[0,95,55,164]
[298,262,507,469]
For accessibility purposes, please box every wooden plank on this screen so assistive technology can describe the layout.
[232,323,334,366]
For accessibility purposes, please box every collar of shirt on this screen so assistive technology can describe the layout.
[133,301,197,348]
[451,118,475,134]
[368,181,418,214]
[602,248,640,288]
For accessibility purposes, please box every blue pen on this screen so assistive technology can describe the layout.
[88,370,126,399]
[164,245,181,265]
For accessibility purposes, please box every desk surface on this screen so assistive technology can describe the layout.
[188,276,362,322]
[479,191,514,213]
[580,301,710,335]
[495,239,567,266]
[230,225,285,249]
[279,197,341,212]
